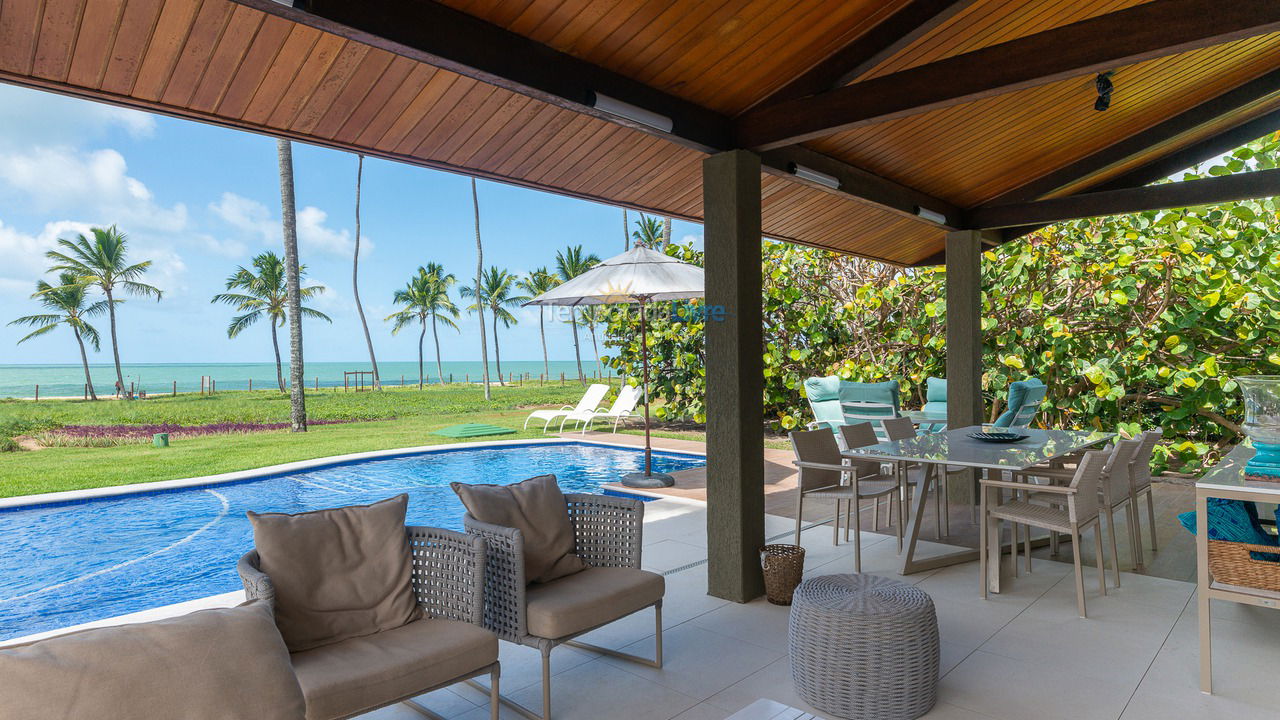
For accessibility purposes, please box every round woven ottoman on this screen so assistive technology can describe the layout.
[789,574,939,720]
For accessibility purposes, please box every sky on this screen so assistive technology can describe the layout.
[0,83,705,366]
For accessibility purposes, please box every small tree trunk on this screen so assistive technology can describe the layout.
[493,311,504,386]
[588,318,601,375]
[277,139,306,432]
[570,308,585,385]
[270,320,285,392]
[105,286,125,395]
[418,321,426,390]
[74,326,97,401]
[539,309,549,380]
[623,208,629,251]
[472,178,491,401]
[352,154,380,389]
[432,312,445,386]
[661,216,671,248]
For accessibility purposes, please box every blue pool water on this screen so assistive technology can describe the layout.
[0,442,703,641]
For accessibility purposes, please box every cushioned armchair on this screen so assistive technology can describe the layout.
[803,376,901,434]
[464,493,663,720]
[239,526,500,720]
[993,378,1047,428]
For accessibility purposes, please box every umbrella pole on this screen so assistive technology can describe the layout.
[640,298,652,476]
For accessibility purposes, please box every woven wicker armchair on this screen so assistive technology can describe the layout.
[464,493,664,720]
[239,526,499,720]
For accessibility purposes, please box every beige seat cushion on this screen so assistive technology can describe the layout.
[0,601,305,720]
[248,494,422,652]
[290,618,497,720]
[526,566,664,640]
[452,475,587,584]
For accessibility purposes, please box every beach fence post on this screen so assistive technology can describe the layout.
[449,373,453,384]
[34,385,38,402]
[401,375,404,386]
[248,378,252,392]
[466,373,469,384]
[211,379,215,394]
[84,383,88,400]
[172,380,176,396]
[560,373,565,385]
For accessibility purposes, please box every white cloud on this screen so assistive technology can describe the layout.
[0,85,155,150]
[0,147,187,232]
[209,192,368,258]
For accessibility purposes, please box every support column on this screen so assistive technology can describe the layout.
[945,230,987,429]
[703,149,765,603]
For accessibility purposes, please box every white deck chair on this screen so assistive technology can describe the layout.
[523,383,609,432]
[582,384,643,433]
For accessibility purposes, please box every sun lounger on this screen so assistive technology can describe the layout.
[523,383,609,432]
[581,384,642,433]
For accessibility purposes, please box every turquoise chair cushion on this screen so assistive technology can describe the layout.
[921,377,947,416]
[803,376,846,432]
[993,378,1047,428]
[1179,499,1280,561]
[838,380,900,414]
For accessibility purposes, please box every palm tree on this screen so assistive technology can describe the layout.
[577,304,606,378]
[518,268,560,380]
[555,245,601,384]
[352,154,380,389]
[631,215,663,249]
[10,272,108,400]
[661,216,672,248]
[211,252,331,392]
[277,139,306,431]
[45,225,161,397]
[385,264,459,388]
[622,208,629,251]
[461,267,529,386]
[471,178,491,400]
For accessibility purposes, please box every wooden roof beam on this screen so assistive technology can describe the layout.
[736,0,1280,151]
[754,0,975,109]
[985,69,1280,206]
[967,168,1280,230]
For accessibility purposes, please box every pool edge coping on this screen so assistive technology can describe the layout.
[0,436,706,510]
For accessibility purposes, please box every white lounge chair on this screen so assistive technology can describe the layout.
[582,384,643,433]
[523,383,610,432]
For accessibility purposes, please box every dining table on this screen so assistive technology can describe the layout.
[842,424,1115,587]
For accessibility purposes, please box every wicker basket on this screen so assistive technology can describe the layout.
[761,544,806,605]
[1207,539,1280,592]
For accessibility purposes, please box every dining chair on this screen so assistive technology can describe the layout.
[842,401,899,440]
[981,450,1110,618]
[1126,428,1164,569]
[879,416,948,539]
[791,426,901,570]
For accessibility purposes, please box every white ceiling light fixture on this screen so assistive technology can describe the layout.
[589,92,674,133]
[915,206,949,225]
[787,163,841,190]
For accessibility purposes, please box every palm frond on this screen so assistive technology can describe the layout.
[15,323,59,344]
[227,310,262,338]
[299,307,332,323]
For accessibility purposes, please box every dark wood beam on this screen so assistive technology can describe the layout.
[999,106,1280,241]
[760,146,962,228]
[736,0,1280,151]
[236,0,733,152]
[986,70,1280,206]
[756,0,974,108]
[968,168,1280,229]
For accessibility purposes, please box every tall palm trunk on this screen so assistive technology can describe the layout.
[352,154,380,389]
[538,309,549,380]
[492,312,505,385]
[74,326,98,400]
[587,320,601,377]
[431,313,445,386]
[623,208,629,251]
[472,178,491,400]
[277,139,307,432]
[417,320,426,389]
[104,286,124,395]
[270,320,285,392]
[569,308,585,385]
[661,217,672,248]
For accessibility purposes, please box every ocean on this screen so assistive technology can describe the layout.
[0,360,611,398]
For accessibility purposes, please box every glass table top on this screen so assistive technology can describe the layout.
[841,424,1114,470]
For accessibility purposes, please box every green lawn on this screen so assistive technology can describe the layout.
[0,382,610,498]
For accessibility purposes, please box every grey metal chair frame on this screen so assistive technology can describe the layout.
[463,493,660,720]
[238,526,499,720]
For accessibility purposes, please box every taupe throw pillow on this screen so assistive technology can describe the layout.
[248,494,422,652]
[0,601,306,720]
[452,474,587,584]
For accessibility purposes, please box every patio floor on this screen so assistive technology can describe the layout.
[358,495,1279,720]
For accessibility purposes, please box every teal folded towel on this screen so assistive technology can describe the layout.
[1179,499,1280,561]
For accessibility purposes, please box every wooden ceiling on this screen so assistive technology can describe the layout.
[0,0,1278,265]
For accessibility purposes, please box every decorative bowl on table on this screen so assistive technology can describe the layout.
[968,431,1029,443]
[1237,376,1280,481]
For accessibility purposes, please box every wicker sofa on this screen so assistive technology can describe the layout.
[464,492,664,720]
[239,526,500,720]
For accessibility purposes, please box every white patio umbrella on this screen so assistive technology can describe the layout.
[524,246,704,487]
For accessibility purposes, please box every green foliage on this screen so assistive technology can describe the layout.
[604,134,1280,471]
[212,251,331,337]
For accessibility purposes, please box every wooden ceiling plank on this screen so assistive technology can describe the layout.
[161,0,236,107]
[291,40,371,133]
[215,11,292,117]
[446,93,536,166]
[353,63,438,147]
[759,0,973,108]
[970,167,1280,229]
[414,83,511,159]
[266,32,346,128]
[0,0,44,76]
[334,54,418,144]
[99,0,165,95]
[239,22,319,123]
[462,99,561,168]
[538,123,627,187]
[67,0,127,88]
[32,0,87,82]
[187,4,262,112]
[389,74,481,155]
[736,0,1280,150]
[132,0,202,101]
[310,49,394,138]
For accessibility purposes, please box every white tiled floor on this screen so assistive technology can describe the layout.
[366,495,1280,720]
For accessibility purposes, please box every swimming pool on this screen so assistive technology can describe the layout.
[0,441,703,641]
